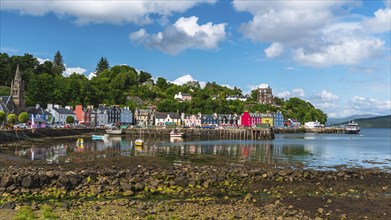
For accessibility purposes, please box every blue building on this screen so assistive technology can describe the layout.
[201,114,218,126]
[120,106,133,125]
[273,111,284,128]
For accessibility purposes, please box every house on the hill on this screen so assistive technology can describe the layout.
[174,92,192,102]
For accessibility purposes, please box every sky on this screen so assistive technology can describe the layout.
[1,0,390,118]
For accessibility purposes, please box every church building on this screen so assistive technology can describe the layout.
[0,65,26,115]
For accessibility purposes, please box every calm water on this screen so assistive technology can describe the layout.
[3,128,390,170]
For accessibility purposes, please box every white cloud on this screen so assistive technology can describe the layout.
[293,37,384,67]
[264,42,283,58]
[276,91,290,99]
[324,96,391,118]
[258,83,269,89]
[171,74,206,88]
[36,57,50,64]
[362,7,391,33]
[87,72,96,80]
[316,90,339,101]
[233,1,389,67]
[276,88,305,99]
[1,0,215,25]
[129,16,226,54]
[63,67,87,77]
[292,88,305,97]
[349,96,391,111]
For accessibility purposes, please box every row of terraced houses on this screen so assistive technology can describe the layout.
[10,103,288,128]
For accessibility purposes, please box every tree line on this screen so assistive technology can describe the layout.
[0,52,327,124]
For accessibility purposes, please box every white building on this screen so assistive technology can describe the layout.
[46,104,76,124]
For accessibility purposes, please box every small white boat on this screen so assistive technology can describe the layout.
[170,130,183,137]
[105,127,123,135]
[92,134,108,140]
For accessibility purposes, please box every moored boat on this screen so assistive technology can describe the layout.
[135,139,144,147]
[345,121,360,134]
[106,127,123,135]
[170,130,183,137]
[92,134,108,140]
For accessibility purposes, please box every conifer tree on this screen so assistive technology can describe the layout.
[95,57,110,74]
[52,50,66,75]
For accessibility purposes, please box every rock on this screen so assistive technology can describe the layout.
[123,190,134,196]
[1,176,13,188]
[278,170,287,176]
[0,202,15,209]
[317,208,324,214]
[150,179,159,187]
[21,176,34,188]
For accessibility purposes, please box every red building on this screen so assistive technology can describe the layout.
[74,105,84,123]
[241,111,251,127]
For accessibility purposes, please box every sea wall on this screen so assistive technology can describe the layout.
[125,128,275,140]
[0,128,105,143]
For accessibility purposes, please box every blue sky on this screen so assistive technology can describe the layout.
[1,0,390,118]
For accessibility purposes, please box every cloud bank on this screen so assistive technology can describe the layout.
[1,0,215,25]
[130,16,226,54]
[233,1,390,67]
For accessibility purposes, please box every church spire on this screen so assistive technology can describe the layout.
[14,64,22,83]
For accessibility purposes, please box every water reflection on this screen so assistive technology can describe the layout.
[8,129,391,170]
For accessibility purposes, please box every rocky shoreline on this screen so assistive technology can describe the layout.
[0,156,390,219]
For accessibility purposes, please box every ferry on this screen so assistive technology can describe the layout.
[345,121,360,134]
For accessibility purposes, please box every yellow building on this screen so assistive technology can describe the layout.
[261,115,274,127]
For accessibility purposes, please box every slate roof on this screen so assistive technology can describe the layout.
[26,106,47,115]
[52,107,75,115]
[155,112,181,119]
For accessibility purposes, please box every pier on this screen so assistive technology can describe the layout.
[125,127,275,140]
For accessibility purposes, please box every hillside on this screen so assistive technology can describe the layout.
[333,115,391,128]
[326,114,377,126]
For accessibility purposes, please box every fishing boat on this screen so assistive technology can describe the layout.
[170,130,183,137]
[345,121,360,134]
[105,126,123,135]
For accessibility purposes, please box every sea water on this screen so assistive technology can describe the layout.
[4,128,390,170]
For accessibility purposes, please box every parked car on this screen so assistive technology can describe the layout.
[14,123,28,129]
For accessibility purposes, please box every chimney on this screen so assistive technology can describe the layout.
[54,104,60,109]
[35,104,40,109]
[47,104,53,109]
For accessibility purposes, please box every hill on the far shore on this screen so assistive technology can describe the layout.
[332,115,391,128]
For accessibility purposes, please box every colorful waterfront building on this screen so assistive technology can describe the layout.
[273,111,284,128]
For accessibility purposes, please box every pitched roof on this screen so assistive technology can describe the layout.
[26,106,47,115]
[155,112,181,119]
[53,107,75,115]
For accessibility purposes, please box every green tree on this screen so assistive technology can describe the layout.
[26,73,55,106]
[66,116,75,124]
[95,57,110,75]
[7,114,17,124]
[18,112,29,123]
[138,70,152,84]
[0,111,6,124]
[52,50,65,75]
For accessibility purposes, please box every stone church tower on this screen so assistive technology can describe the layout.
[11,64,25,114]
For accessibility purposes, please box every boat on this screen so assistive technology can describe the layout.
[105,126,123,135]
[345,121,360,134]
[92,134,108,140]
[170,130,183,137]
[135,139,144,147]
